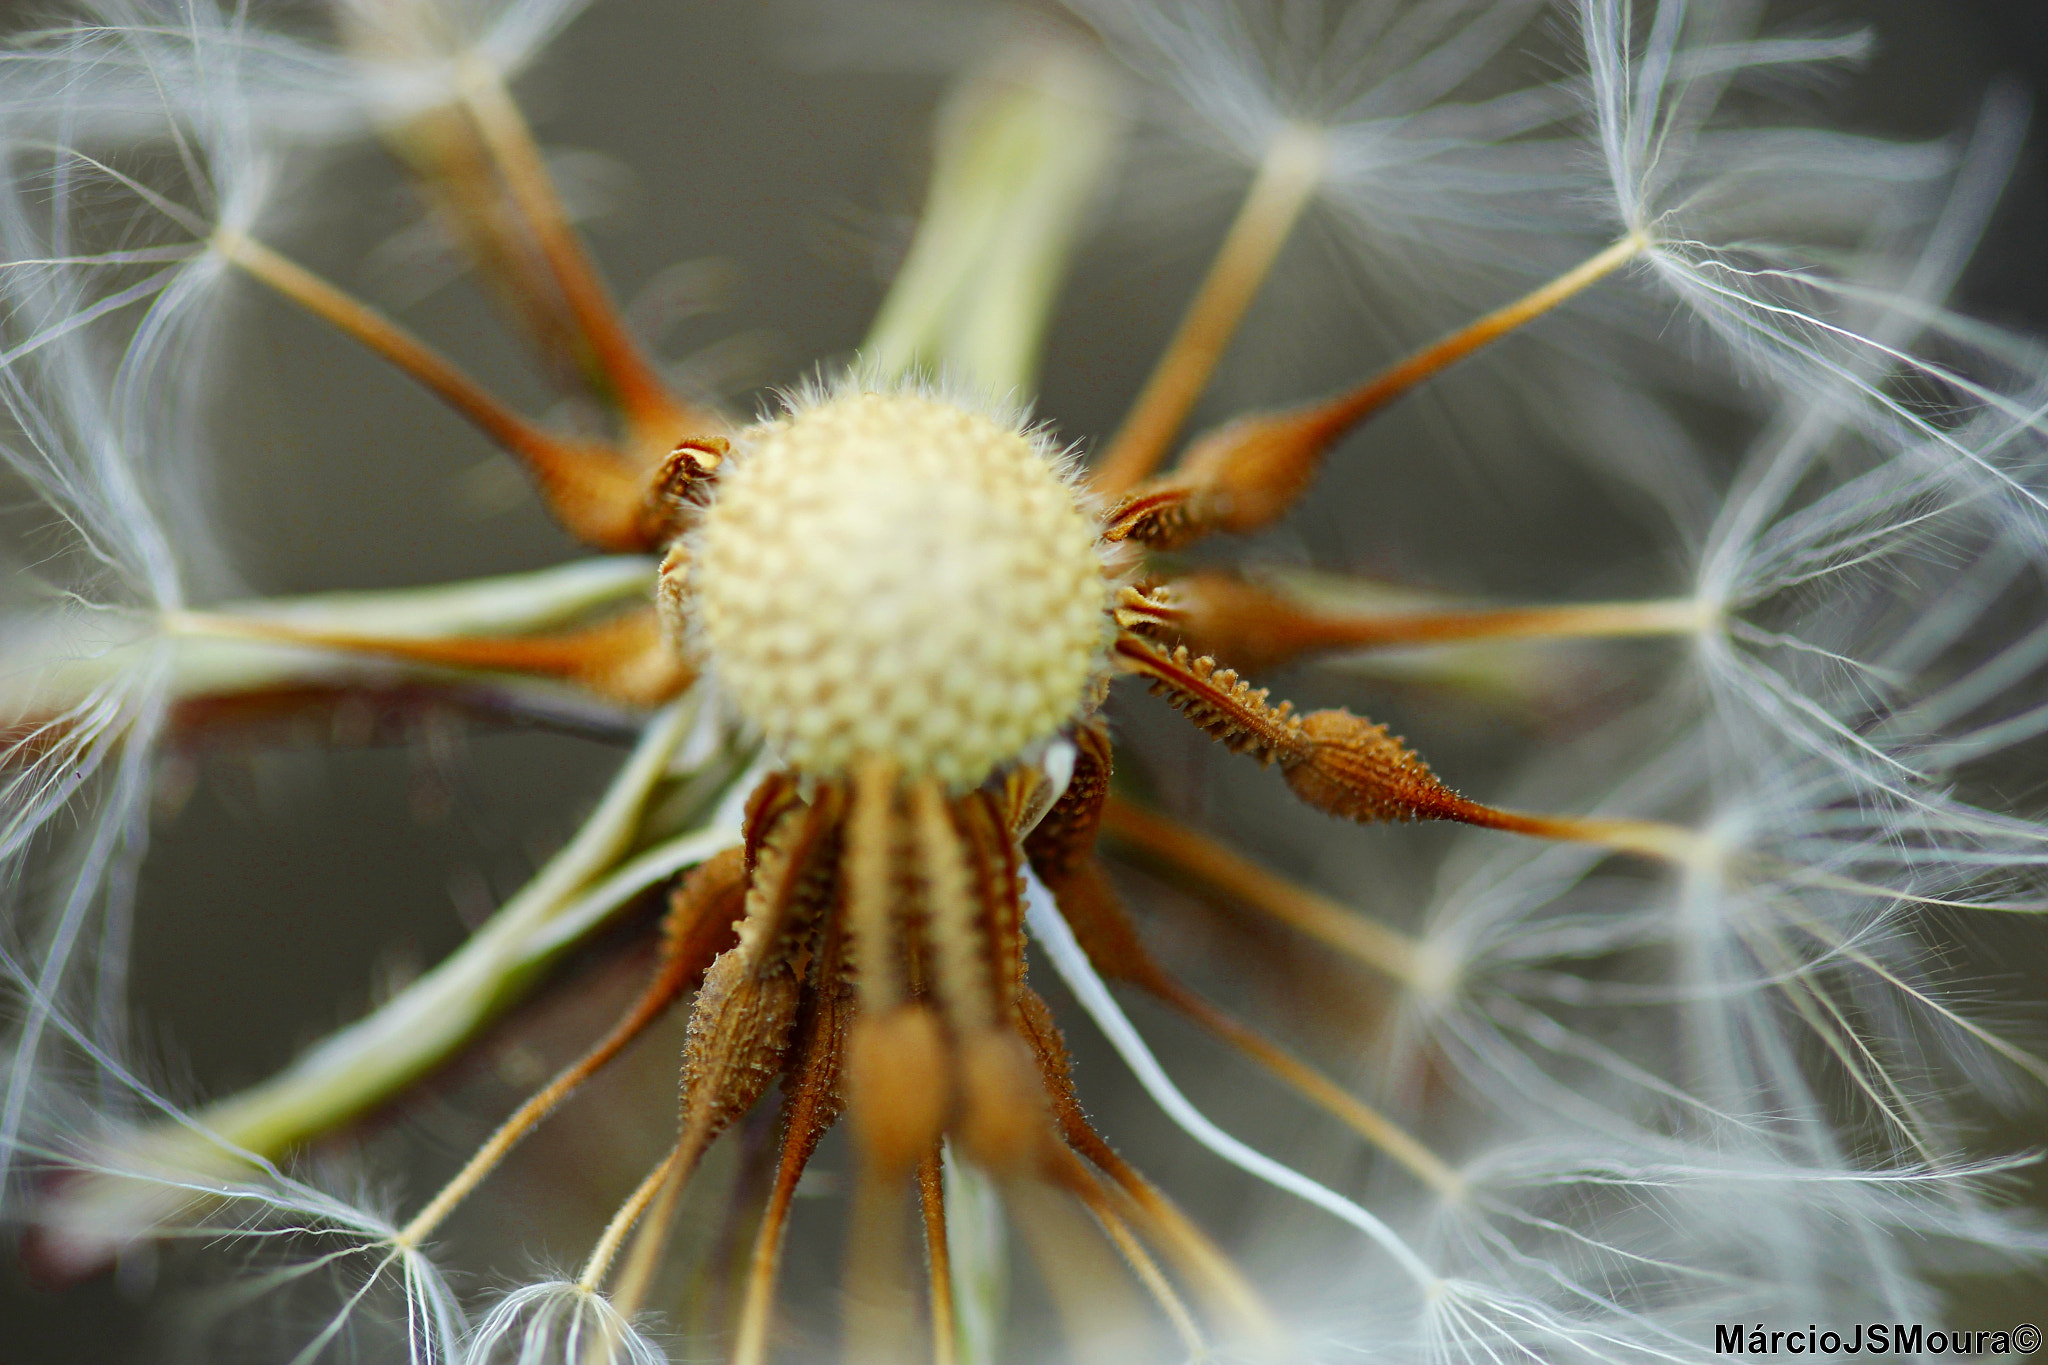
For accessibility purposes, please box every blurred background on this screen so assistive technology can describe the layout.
[5,0,2048,1358]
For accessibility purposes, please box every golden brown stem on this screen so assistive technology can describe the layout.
[1092,126,1326,496]
[912,781,996,1037]
[1117,636,1701,858]
[732,957,853,1365]
[456,59,708,449]
[843,1169,920,1365]
[603,812,816,1319]
[1150,976,1463,1197]
[1015,989,1278,1347]
[918,1147,959,1365]
[575,1138,698,1297]
[213,230,653,550]
[606,946,804,1319]
[845,761,907,1013]
[335,0,603,400]
[1164,572,1710,674]
[398,850,744,1250]
[1295,233,1646,438]
[1033,832,1461,1196]
[1046,1149,1205,1359]
[1100,796,1423,985]
[1105,234,1646,548]
[1457,808,1708,863]
[171,607,693,707]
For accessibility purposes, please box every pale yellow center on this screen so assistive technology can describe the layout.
[689,390,1109,787]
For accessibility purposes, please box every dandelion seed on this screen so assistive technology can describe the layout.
[4,1,2047,1361]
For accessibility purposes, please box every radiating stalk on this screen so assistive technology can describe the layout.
[918,1148,959,1365]
[1092,125,1327,494]
[1293,233,1647,440]
[1145,975,1465,1199]
[34,704,746,1278]
[455,58,701,445]
[216,230,657,547]
[1100,796,1426,986]
[864,43,1123,394]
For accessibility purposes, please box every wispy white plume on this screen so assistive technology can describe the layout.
[2,2,2045,1362]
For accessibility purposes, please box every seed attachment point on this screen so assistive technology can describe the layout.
[686,389,1112,788]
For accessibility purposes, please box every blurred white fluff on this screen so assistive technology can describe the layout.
[0,0,595,1175]
[1577,0,2048,539]
[1048,0,1983,528]
[1570,0,2048,1116]
[1058,0,2048,1355]
[0,72,483,1363]
[0,10,672,1360]
[1,2,2045,1363]
[0,0,591,146]
[9,951,466,1360]
[0,115,229,1203]
[0,2,372,1233]
[1063,0,1572,230]
[466,1282,667,1365]
[1273,6,2048,1349]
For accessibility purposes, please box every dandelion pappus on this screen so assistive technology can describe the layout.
[5,2,2048,1362]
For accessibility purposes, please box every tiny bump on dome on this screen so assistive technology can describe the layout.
[683,388,1112,788]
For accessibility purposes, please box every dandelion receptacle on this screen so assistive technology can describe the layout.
[4,2,2048,1362]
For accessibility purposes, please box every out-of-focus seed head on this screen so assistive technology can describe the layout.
[681,387,1111,788]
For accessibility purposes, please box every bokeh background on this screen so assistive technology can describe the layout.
[6,0,2048,1358]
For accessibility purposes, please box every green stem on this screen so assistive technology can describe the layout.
[42,702,747,1266]
[863,42,1123,393]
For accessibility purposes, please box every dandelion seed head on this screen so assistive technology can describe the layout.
[684,385,1113,788]
[464,1279,665,1365]
[6,0,2048,1356]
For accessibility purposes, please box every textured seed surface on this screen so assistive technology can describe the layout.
[691,390,1109,787]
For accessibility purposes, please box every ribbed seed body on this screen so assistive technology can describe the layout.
[689,390,1109,787]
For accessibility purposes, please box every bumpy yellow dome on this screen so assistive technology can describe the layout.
[686,389,1110,788]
